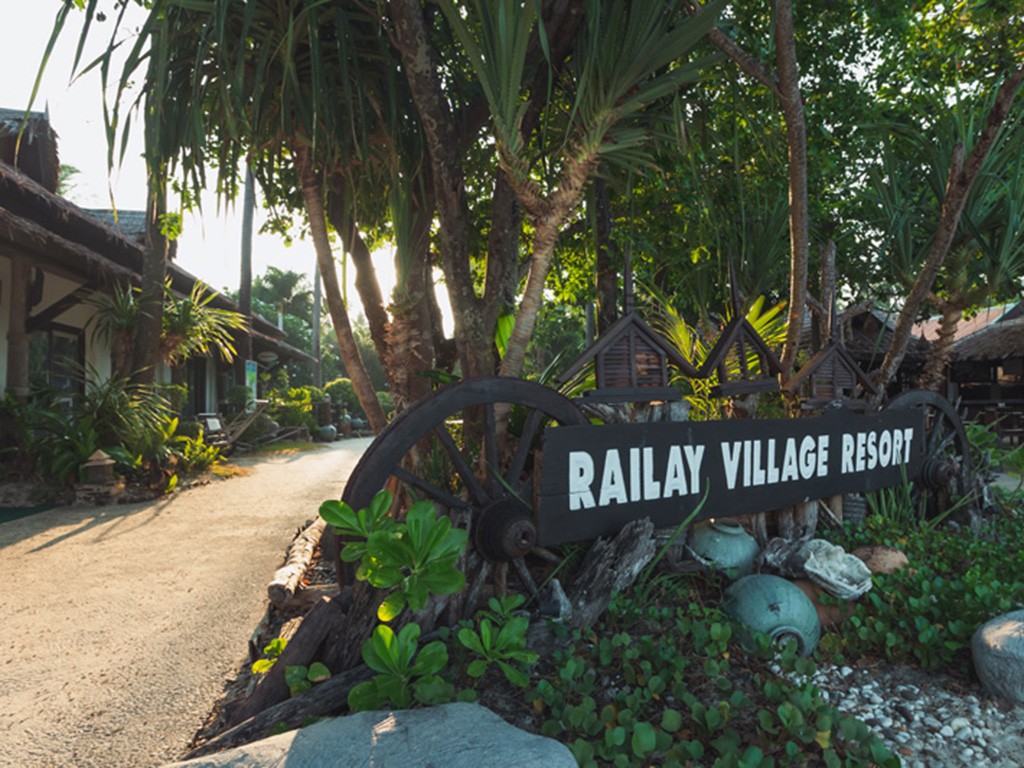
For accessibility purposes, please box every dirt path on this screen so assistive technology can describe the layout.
[0,439,370,768]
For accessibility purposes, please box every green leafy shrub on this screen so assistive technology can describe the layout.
[533,588,896,768]
[285,663,332,696]
[320,491,467,621]
[347,623,452,711]
[252,637,288,674]
[324,377,359,412]
[177,431,223,474]
[377,390,395,418]
[458,594,539,687]
[268,386,318,431]
[821,514,1024,670]
[224,384,253,420]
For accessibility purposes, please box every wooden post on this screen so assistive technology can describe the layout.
[5,254,30,398]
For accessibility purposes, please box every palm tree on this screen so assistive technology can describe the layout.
[253,267,311,331]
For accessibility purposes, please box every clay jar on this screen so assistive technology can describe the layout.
[687,519,760,579]
[722,574,822,656]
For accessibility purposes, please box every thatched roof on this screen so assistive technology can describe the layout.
[840,307,930,368]
[0,107,59,192]
[953,317,1024,362]
[0,159,311,364]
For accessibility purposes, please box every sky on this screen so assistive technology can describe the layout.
[1,2,397,317]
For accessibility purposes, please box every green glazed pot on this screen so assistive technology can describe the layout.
[687,519,760,579]
[722,574,821,656]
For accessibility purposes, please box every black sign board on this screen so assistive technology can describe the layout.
[537,409,925,546]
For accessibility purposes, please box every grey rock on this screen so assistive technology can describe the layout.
[939,724,955,737]
[949,716,970,732]
[163,703,576,768]
[972,609,1024,704]
[985,744,1001,759]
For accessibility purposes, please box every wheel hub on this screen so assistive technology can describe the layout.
[474,499,537,562]
[921,456,957,490]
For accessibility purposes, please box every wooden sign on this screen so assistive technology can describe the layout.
[537,409,925,546]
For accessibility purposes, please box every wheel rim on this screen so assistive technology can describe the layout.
[886,390,974,521]
[334,377,589,609]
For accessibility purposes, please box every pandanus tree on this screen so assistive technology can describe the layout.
[864,100,1024,392]
[46,1,390,430]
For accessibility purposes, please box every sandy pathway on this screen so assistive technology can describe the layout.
[0,438,370,768]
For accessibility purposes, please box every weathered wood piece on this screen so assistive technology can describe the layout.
[268,517,327,608]
[186,664,374,759]
[228,596,347,727]
[567,517,657,629]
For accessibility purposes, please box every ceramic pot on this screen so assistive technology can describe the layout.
[722,574,821,656]
[687,519,760,579]
[316,424,338,442]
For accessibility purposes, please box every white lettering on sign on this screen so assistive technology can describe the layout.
[599,449,628,506]
[568,451,595,511]
[840,427,914,474]
[564,426,915,513]
[568,443,707,510]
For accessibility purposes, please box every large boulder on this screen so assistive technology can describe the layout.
[165,702,575,768]
[972,609,1024,704]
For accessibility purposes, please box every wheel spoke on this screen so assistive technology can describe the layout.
[465,559,492,615]
[433,424,489,505]
[511,556,539,601]
[483,402,500,495]
[506,408,544,491]
[393,466,471,511]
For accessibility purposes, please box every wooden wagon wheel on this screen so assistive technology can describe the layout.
[334,376,590,611]
[886,390,976,524]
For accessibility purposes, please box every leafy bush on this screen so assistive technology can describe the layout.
[347,623,452,711]
[324,377,359,412]
[458,594,538,687]
[320,491,467,621]
[224,384,253,420]
[377,390,395,418]
[268,386,318,431]
[533,589,895,768]
[177,431,223,474]
[821,513,1024,670]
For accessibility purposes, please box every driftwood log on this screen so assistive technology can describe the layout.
[227,596,348,727]
[268,517,328,608]
[568,517,657,630]
[187,664,374,759]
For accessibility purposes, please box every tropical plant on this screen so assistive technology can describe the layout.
[347,623,451,711]
[320,491,467,622]
[457,594,539,687]
[161,281,247,367]
[652,292,787,420]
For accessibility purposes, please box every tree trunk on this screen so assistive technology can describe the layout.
[132,172,168,386]
[594,178,619,335]
[499,151,598,378]
[294,144,387,433]
[872,68,1023,401]
[326,181,389,360]
[234,167,255,387]
[774,0,810,380]
[918,299,962,392]
[389,0,492,380]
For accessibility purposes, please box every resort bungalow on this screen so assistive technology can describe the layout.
[0,107,310,414]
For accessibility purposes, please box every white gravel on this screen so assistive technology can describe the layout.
[0,439,369,768]
[772,659,1024,767]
